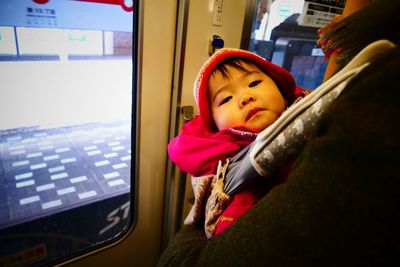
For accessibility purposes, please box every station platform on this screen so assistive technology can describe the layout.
[0,120,131,230]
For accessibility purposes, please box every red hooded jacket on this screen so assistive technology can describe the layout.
[168,48,303,236]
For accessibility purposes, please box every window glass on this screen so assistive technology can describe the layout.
[0,1,136,266]
[247,0,346,89]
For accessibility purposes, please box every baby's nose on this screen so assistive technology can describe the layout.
[240,95,255,107]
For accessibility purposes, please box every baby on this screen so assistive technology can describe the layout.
[168,48,305,237]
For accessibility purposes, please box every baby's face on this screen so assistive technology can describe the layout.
[207,62,286,132]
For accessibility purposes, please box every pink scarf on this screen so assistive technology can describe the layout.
[168,116,257,176]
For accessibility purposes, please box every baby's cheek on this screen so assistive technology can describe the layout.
[216,115,236,131]
[213,115,226,131]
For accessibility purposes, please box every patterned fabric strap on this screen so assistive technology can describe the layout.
[252,79,351,176]
[204,159,231,238]
[183,159,231,239]
[184,174,214,226]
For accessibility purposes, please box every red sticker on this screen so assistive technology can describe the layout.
[33,0,50,4]
[33,0,134,12]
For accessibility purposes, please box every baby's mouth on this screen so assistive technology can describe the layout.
[246,108,264,121]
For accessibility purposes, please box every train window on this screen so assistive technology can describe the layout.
[0,0,137,266]
[243,0,346,89]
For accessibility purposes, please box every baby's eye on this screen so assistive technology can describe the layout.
[249,80,261,87]
[219,96,232,106]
